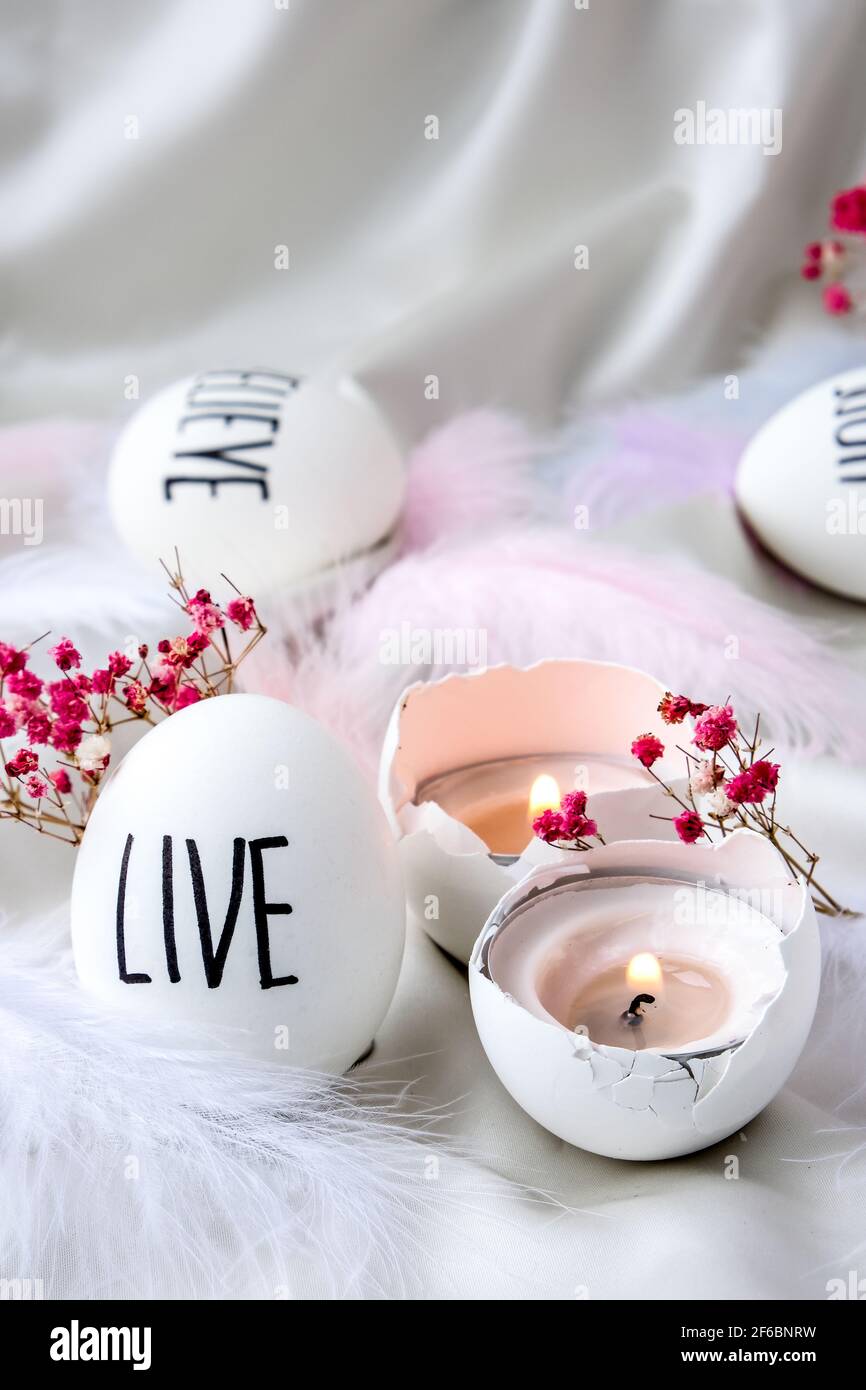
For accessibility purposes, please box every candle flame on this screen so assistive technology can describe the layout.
[528,773,561,820]
[626,952,662,990]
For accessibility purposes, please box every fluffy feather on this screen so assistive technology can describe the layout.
[0,419,171,656]
[250,528,866,769]
[554,326,866,526]
[401,409,541,550]
[0,910,519,1300]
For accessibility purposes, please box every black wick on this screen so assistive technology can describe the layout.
[621,993,655,1026]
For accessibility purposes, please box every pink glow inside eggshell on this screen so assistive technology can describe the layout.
[486,876,786,1056]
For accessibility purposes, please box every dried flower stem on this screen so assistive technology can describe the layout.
[0,558,265,845]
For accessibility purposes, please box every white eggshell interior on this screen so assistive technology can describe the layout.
[469,833,820,1160]
[487,878,787,1055]
[379,659,684,964]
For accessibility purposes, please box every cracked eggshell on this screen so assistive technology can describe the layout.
[71,693,406,1073]
[469,832,820,1160]
[735,365,866,601]
[379,659,683,964]
[108,369,405,601]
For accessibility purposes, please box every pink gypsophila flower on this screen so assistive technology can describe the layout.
[107,651,132,677]
[657,692,692,725]
[831,185,866,233]
[561,813,598,841]
[750,760,780,793]
[631,733,665,767]
[674,809,705,844]
[557,790,598,840]
[91,669,114,695]
[823,283,853,316]
[123,681,148,714]
[0,643,27,677]
[25,774,48,799]
[47,681,87,721]
[560,790,588,818]
[162,634,208,669]
[48,638,81,671]
[725,770,765,804]
[533,809,564,843]
[692,705,737,752]
[188,589,225,635]
[51,720,83,753]
[226,596,256,632]
[0,705,16,739]
[5,748,39,777]
[7,668,43,700]
[148,658,179,705]
[26,713,53,746]
[49,768,72,795]
[175,684,202,710]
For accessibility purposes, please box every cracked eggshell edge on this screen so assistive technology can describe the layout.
[468,832,820,1160]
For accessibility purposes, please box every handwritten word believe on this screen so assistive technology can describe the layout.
[165,368,300,502]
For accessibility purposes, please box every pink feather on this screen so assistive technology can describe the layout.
[249,527,866,773]
[401,410,540,551]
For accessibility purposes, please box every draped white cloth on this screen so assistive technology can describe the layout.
[5,0,866,435]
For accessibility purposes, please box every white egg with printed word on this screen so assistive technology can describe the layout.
[108,368,405,600]
[70,693,406,1072]
[735,365,866,602]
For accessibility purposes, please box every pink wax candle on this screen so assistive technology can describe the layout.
[416,753,651,856]
[548,951,732,1051]
[486,878,780,1056]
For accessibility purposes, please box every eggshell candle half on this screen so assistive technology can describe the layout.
[71,693,406,1072]
[108,369,405,600]
[379,659,684,964]
[470,832,819,1161]
[736,365,866,601]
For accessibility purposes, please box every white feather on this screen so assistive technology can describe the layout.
[0,910,525,1300]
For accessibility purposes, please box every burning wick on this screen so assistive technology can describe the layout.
[621,992,656,1026]
[621,951,662,1026]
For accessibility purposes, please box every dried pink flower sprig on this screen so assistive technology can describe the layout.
[800,182,866,316]
[0,559,265,846]
[532,789,604,850]
[533,690,849,917]
[630,690,848,917]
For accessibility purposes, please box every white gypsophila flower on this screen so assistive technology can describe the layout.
[704,786,735,819]
[689,761,717,796]
[77,733,111,773]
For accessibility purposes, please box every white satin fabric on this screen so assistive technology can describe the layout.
[5,0,866,439]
